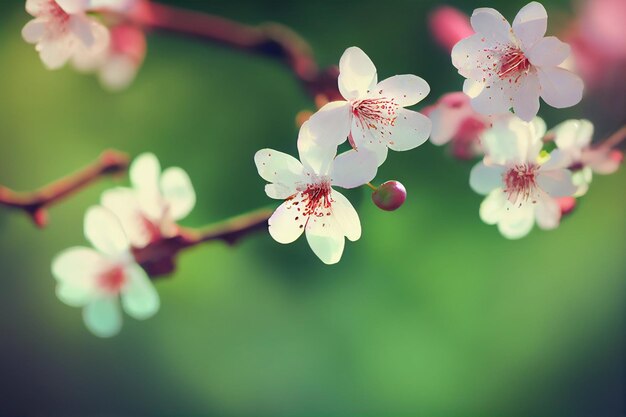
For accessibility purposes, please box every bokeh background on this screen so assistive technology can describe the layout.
[1,0,624,415]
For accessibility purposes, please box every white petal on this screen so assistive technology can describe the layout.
[387,109,432,152]
[497,203,535,239]
[537,168,576,197]
[38,37,74,70]
[331,149,377,189]
[26,0,47,15]
[84,206,129,256]
[101,187,150,248]
[330,190,361,241]
[52,247,103,306]
[584,149,621,175]
[452,34,491,80]
[537,67,584,108]
[535,195,561,230]
[373,75,430,107]
[254,149,304,198]
[349,118,389,165]
[121,264,159,320]
[540,148,570,171]
[130,152,161,195]
[160,167,196,221]
[264,184,294,199]
[268,197,306,244]
[83,297,122,337]
[479,188,507,225]
[526,36,571,67]
[470,8,513,44]
[338,46,377,100]
[306,101,351,147]
[513,74,541,122]
[470,162,505,195]
[481,117,537,165]
[57,0,88,13]
[305,211,345,265]
[512,2,548,48]
[297,121,337,175]
[553,119,593,151]
[463,78,484,98]
[470,80,515,116]
[69,15,96,47]
[21,18,46,43]
[99,55,138,91]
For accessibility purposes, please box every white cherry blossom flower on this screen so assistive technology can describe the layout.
[22,0,110,70]
[469,116,577,239]
[307,46,432,166]
[452,2,584,122]
[254,122,377,264]
[51,206,159,337]
[552,119,622,196]
[101,153,196,248]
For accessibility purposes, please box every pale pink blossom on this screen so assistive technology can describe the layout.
[469,117,576,239]
[22,0,110,70]
[73,24,147,91]
[452,2,583,122]
[101,153,196,248]
[428,6,474,53]
[552,119,622,196]
[51,206,159,337]
[423,92,491,160]
[254,122,376,264]
[307,47,431,166]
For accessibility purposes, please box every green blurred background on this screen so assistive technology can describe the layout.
[1,0,624,415]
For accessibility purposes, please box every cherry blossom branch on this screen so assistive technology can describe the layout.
[132,207,274,278]
[0,150,129,228]
[599,125,626,149]
[126,1,341,101]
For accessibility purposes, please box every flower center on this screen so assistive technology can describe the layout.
[503,164,539,204]
[98,265,126,294]
[497,47,531,81]
[352,97,398,134]
[47,0,70,20]
[300,180,332,218]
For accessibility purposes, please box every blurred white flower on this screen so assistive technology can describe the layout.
[51,206,159,337]
[452,2,583,122]
[255,122,376,264]
[552,119,622,196]
[469,117,577,239]
[307,46,431,166]
[22,0,110,70]
[102,153,196,248]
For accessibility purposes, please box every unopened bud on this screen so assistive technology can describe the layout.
[32,208,49,228]
[371,181,407,211]
[557,197,577,217]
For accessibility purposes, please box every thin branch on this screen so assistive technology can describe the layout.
[0,150,129,227]
[126,0,341,101]
[599,125,626,149]
[132,207,274,278]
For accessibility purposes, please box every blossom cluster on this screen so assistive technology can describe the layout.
[52,153,196,336]
[22,0,145,90]
[255,46,432,264]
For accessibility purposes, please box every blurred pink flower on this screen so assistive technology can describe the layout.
[428,6,473,53]
[423,92,491,160]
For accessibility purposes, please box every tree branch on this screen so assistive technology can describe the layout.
[0,150,129,227]
[126,0,341,101]
[132,207,274,277]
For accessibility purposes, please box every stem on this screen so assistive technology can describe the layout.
[365,182,378,191]
[0,150,129,227]
[126,1,340,101]
[599,125,626,149]
[132,207,274,278]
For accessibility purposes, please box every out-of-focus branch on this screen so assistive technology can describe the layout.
[132,207,274,277]
[126,1,341,101]
[0,150,129,228]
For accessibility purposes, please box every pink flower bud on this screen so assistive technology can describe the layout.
[557,197,577,217]
[428,6,473,53]
[372,181,407,211]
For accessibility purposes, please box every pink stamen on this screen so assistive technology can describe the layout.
[352,97,398,136]
[301,181,332,217]
[503,164,539,205]
[98,265,126,294]
[497,47,531,80]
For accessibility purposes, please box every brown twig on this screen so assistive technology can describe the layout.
[0,150,129,228]
[125,0,341,101]
[133,207,274,277]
